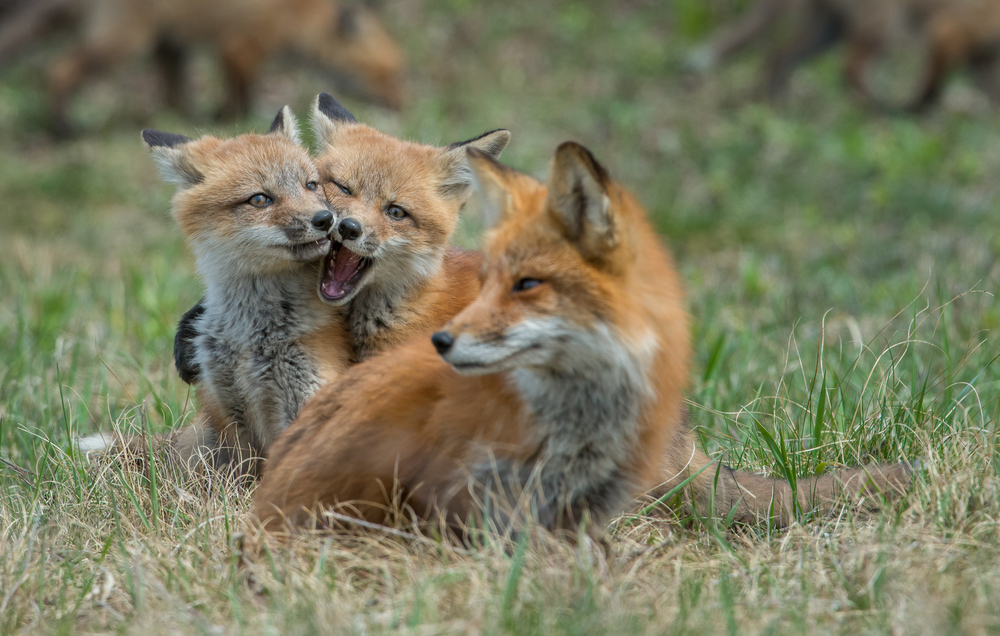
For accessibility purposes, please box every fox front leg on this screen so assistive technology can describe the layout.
[174,298,205,385]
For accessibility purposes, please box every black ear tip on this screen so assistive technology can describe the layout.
[142,129,192,148]
[268,107,286,133]
[316,92,357,123]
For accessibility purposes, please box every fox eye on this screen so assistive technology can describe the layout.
[386,205,408,220]
[333,181,351,195]
[306,181,318,191]
[513,278,543,292]
[248,194,272,207]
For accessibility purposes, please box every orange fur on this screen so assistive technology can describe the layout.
[144,113,351,476]
[309,95,510,358]
[912,0,1000,109]
[158,97,508,476]
[256,142,912,537]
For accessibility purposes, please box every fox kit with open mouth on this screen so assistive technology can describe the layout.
[310,93,511,359]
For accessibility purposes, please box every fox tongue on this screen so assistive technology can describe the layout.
[321,247,364,299]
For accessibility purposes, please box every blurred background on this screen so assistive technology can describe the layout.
[0,0,997,465]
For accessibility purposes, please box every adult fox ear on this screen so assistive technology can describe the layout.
[437,128,511,201]
[311,92,357,149]
[546,141,616,259]
[466,147,515,230]
[142,129,202,188]
[267,105,302,145]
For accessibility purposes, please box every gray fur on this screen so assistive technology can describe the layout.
[347,286,395,358]
[463,322,653,530]
[345,252,438,358]
[194,259,331,454]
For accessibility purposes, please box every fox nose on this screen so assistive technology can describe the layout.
[338,217,363,242]
[431,331,454,355]
[311,210,334,232]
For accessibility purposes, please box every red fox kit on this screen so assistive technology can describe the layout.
[0,0,405,134]
[309,93,511,358]
[255,142,912,535]
[138,108,352,474]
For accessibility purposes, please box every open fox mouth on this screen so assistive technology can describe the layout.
[319,241,373,302]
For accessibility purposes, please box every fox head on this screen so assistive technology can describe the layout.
[310,92,510,306]
[298,3,406,110]
[143,107,336,276]
[431,142,682,378]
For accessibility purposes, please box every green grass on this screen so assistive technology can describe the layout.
[1,0,999,633]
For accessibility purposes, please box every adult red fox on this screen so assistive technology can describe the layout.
[255,142,912,535]
[0,0,405,134]
[690,0,1000,110]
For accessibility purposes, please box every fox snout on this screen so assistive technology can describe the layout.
[280,207,339,263]
[284,208,337,242]
[432,324,525,376]
[430,331,453,354]
[433,308,562,376]
[337,217,363,242]
[331,215,379,256]
[311,210,334,233]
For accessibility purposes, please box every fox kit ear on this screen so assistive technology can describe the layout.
[466,147,515,230]
[142,129,202,188]
[267,106,302,145]
[311,92,357,148]
[546,141,616,259]
[437,129,511,200]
